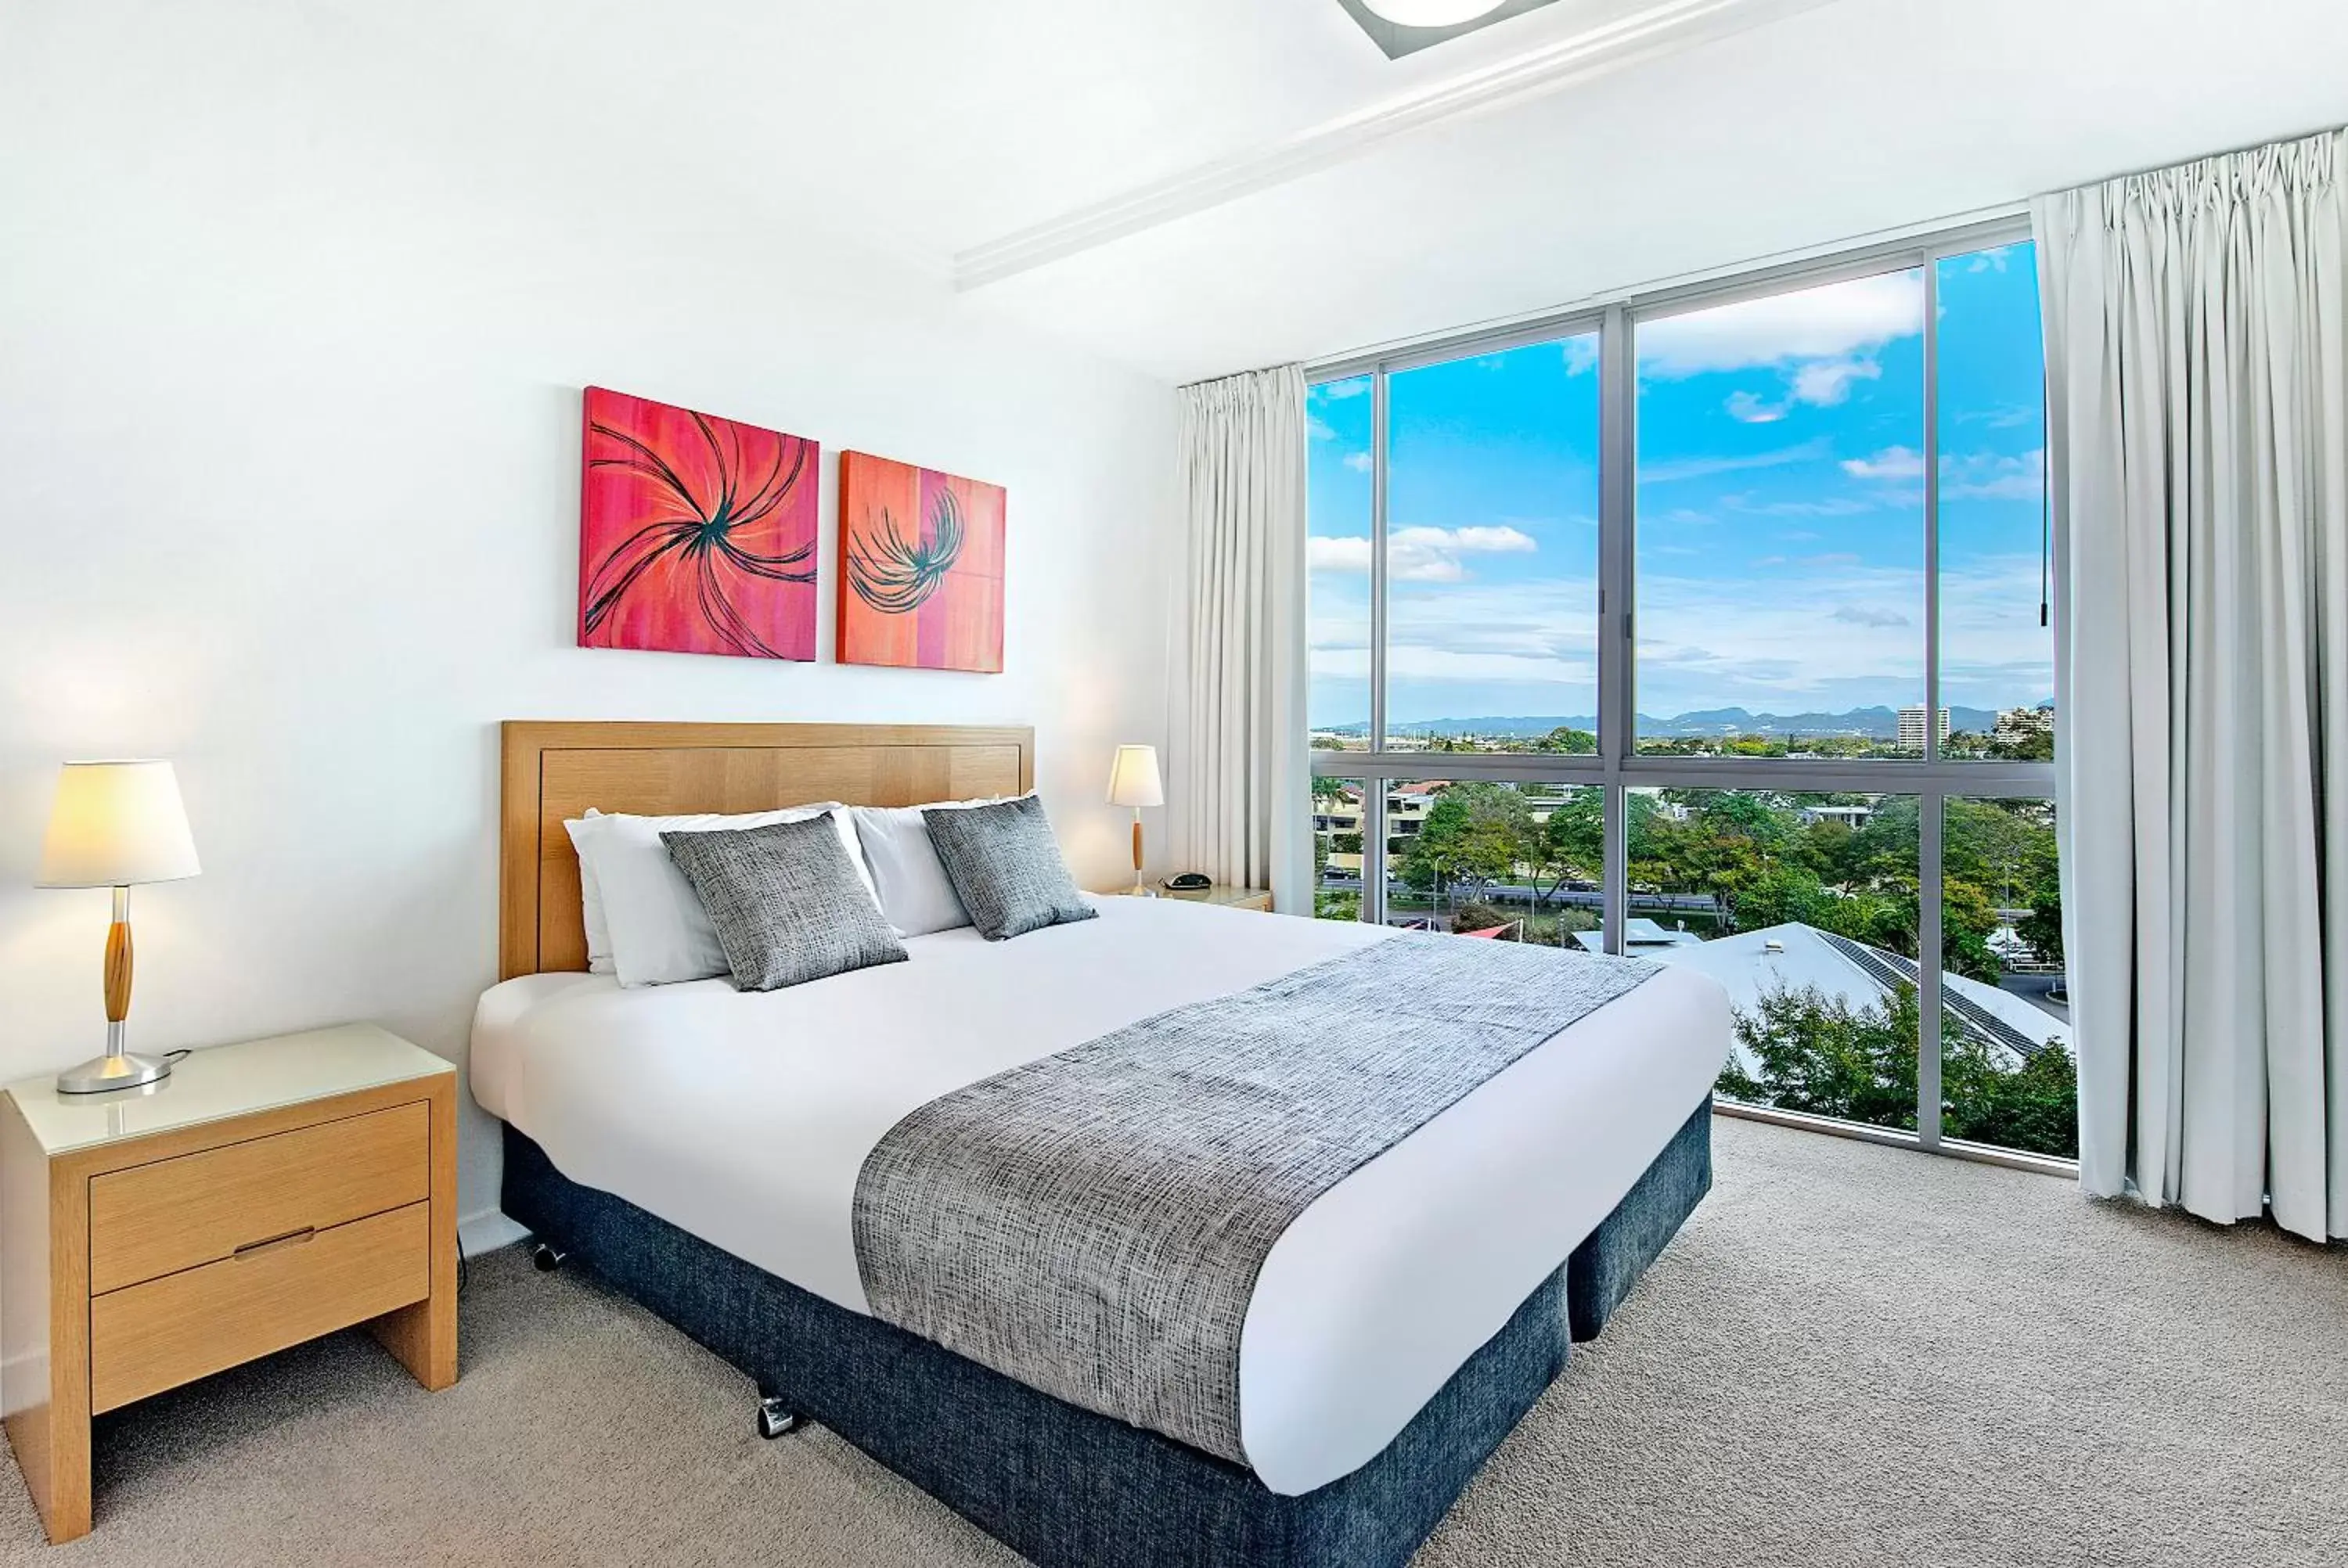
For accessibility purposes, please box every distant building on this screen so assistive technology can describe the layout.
[1799,804,1874,829]
[1897,706,1951,749]
[1309,782,1443,876]
[1994,706,2055,746]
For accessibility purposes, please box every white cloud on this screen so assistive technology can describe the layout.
[1943,448,2044,501]
[1643,438,1830,484]
[1403,525,1536,554]
[1840,446,2044,499]
[1313,376,1370,400]
[1727,494,1880,519]
[1342,451,1372,473]
[1307,536,1372,576]
[1306,523,1538,583]
[1789,355,1882,407]
[1384,645,1597,683]
[1638,270,1921,377]
[1632,558,1928,711]
[1308,415,1337,441]
[1725,390,1787,424]
[1561,337,1601,376]
[1304,552,2039,714]
[1312,572,1601,696]
[1308,543,2051,717]
[1958,402,2040,431]
[1721,355,1882,423]
[1842,445,1928,482]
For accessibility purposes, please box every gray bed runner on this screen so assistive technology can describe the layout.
[851,932,1659,1466]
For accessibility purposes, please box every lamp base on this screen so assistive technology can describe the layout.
[56,1051,172,1095]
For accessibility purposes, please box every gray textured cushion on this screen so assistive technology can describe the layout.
[661,816,907,991]
[922,795,1098,941]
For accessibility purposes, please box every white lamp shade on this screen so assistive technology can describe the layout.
[1360,0,1509,25]
[1106,745,1165,809]
[36,761,202,888]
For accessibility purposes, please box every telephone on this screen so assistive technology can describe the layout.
[1161,872,1212,893]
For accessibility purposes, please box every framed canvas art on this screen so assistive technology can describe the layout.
[578,387,818,660]
[837,451,1006,673]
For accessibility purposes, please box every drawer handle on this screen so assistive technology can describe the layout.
[233,1226,317,1259]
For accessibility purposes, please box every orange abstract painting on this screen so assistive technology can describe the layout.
[837,451,1005,673]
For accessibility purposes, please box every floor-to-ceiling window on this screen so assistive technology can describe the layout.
[1305,224,2070,1164]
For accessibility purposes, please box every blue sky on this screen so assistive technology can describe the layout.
[1307,243,2051,732]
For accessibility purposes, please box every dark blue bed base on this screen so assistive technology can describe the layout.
[499,1096,1711,1568]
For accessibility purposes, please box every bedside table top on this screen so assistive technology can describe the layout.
[1104,883,1272,909]
[5,1024,452,1156]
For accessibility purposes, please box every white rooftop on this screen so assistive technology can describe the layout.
[1587,920,2069,1076]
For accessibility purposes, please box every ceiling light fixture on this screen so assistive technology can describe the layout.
[1359,0,1509,24]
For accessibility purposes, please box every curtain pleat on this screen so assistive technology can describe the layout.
[1176,366,1310,912]
[2036,128,2348,1240]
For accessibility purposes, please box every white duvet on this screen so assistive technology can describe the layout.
[471,896,1729,1494]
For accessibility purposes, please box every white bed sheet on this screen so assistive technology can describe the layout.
[471,896,1729,1495]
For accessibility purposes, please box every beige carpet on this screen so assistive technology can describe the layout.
[4,1117,2342,1566]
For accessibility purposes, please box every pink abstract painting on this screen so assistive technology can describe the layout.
[578,387,818,660]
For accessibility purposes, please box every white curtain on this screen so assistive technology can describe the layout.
[2035,129,2348,1242]
[1175,365,1312,913]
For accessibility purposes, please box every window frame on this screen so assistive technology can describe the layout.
[1305,215,2063,1162]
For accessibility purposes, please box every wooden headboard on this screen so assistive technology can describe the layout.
[499,721,1035,979]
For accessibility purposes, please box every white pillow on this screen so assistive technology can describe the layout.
[850,793,1035,938]
[571,804,879,987]
[562,808,616,976]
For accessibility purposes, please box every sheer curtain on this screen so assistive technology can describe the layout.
[1174,365,1312,913]
[2036,129,2348,1242]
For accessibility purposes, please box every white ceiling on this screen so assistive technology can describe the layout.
[403,0,2348,383]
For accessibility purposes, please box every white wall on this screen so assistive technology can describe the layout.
[0,2,1181,1241]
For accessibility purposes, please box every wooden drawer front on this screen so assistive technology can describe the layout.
[89,1201,430,1414]
[88,1102,429,1294]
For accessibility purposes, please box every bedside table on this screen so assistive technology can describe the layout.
[0,1024,459,1543]
[1107,884,1274,912]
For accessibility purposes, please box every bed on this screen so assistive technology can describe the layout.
[476,721,1729,1568]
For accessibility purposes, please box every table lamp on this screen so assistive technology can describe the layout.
[36,761,201,1094]
[1106,744,1164,896]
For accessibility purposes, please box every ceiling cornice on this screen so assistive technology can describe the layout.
[953,0,1842,291]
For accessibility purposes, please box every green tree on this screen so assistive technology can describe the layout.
[1720,982,1922,1132]
[1401,783,1532,902]
[1522,792,1603,917]
[1720,981,2078,1160]
[2018,882,2064,966]
[1943,797,2055,906]
[1940,877,2002,980]
[1533,726,1597,754]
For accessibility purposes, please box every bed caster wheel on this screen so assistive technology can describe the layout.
[756,1397,801,1440]
[532,1243,569,1273]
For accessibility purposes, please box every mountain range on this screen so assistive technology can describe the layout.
[1321,705,2021,739]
